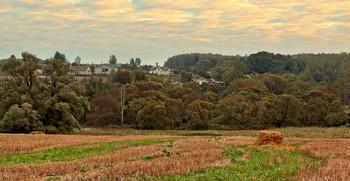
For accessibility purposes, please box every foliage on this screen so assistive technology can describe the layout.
[137,100,168,129]
[217,95,254,129]
[187,100,215,130]
[112,71,132,84]
[0,103,43,133]
[180,71,192,82]
[0,53,89,133]
[53,51,68,64]
[86,91,119,128]
[133,69,146,82]
[109,55,117,64]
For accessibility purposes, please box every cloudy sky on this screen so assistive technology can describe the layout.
[0,0,349,65]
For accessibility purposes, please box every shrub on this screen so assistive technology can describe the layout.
[324,112,346,127]
[0,103,44,133]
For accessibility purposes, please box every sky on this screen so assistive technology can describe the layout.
[1,0,350,65]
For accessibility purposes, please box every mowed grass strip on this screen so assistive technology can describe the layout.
[146,146,323,181]
[0,138,179,166]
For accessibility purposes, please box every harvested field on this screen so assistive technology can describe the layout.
[0,130,349,180]
[0,134,177,156]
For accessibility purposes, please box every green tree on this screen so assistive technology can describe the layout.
[132,69,146,82]
[187,100,215,130]
[130,58,137,70]
[276,94,302,127]
[258,73,289,95]
[109,55,117,64]
[135,58,141,66]
[54,51,67,64]
[137,100,167,129]
[0,103,43,133]
[39,58,90,133]
[83,77,107,101]
[165,98,184,129]
[217,95,254,129]
[180,70,193,82]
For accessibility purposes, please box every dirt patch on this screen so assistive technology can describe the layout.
[252,130,295,150]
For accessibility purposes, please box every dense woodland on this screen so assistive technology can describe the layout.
[0,52,350,133]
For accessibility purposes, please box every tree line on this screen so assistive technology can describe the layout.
[166,52,350,105]
[0,52,349,133]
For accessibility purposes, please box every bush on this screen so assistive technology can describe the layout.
[324,112,346,127]
[0,103,44,133]
[345,123,350,128]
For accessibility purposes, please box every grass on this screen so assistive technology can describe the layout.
[144,146,324,181]
[0,138,178,166]
[75,126,350,139]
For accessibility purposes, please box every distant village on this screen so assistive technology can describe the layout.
[0,58,224,86]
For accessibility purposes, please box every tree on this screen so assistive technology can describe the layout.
[276,94,302,127]
[112,71,132,84]
[217,95,254,129]
[180,70,192,82]
[165,98,184,129]
[187,100,214,130]
[109,55,117,64]
[137,100,167,129]
[133,69,146,82]
[39,58,90,133]
[130,58,137,70]
[86,91,119,128]
[84,77,107,101]
[0,103,43,133]
[259,73,289,95]
[1,54,89,133]
[73,56,81,66]
[211,60,247,85]
[135,58,141,66]
[54,51,67,64]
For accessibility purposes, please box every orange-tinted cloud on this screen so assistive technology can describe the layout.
[1,0,350,64]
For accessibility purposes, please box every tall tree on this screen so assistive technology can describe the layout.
[39,58,90,133]
[109,55,117,64]
[54,51,67,64]
[135,58,141,66]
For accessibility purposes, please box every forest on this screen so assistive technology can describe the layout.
[0,51,350,133]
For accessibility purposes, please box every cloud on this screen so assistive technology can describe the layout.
[0,0,350,64]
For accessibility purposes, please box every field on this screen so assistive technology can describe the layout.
[0,127,349,180]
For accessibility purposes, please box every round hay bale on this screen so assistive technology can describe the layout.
[254,130,284,145]
[29,131,46,135]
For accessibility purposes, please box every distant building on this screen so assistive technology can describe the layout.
[192,77,209,85]
[149,67,172,75]
[170,82,183,86]
[95,64,119,75]
[0,71,10,86]
[209,78,225,85]
[70,66,93,76]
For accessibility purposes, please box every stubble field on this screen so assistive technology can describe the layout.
[0,127,349,180]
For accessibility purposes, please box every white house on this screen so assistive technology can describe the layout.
[149,67,172,75]
[95,64,119,75]
[70,66,93,76]
[192,77,209,85]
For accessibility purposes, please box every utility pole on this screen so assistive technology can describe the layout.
[120,85,126,127]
